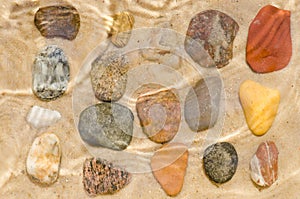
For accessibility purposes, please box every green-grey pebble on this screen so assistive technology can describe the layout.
[203,142,238,184]
[78,102,134,151]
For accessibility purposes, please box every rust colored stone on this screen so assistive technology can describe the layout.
[136,84,181,143]
[34,5,80,40]
[185,10,239,68]
[151,143,188,197]
[246,5,292,73]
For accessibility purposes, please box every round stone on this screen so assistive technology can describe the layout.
[32,45,70,100]
[203,142,238,184]
[78,102,134,151]
[90,51,128,102]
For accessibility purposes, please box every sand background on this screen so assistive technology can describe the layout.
[0,0,300,198]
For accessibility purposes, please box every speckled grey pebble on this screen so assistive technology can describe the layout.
[203,142,238,184]
[32,45,70,100]
[78,102,133,151]
[90,51,128,102]
[184,77,221,132]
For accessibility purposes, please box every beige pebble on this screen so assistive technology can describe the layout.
[239,80,280,136]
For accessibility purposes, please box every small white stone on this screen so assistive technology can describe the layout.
[26,106,61,129]
[26,133,61,185]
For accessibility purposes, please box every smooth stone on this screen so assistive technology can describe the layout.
[83,158,131,196]
[250,141,279,187]
[239,80,280,136]
[32,45,70,101]
[136,84,181,143]
[26,106,61,129]
[78,102,134,151]
[108,11,134,48]
[203,142,238,184]
[90,51,128,102]
[26,133,61,185]
[151,143,188,197]
[185,10,239,68]
[34,4,80,40]
[246,5,291,73]
[184,77,222,132]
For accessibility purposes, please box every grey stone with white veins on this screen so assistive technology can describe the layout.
[78,102,134,151]
[32,45,70,100]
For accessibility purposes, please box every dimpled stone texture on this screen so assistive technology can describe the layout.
[90,51,128,102]
[136,84,181,143]
[184,77,222,132]
[83,158,131,196]
[203,142,238,184]
[185,10,239,68]
[34,4,80,40]
[78,103,133,151]
[32,45,70,100]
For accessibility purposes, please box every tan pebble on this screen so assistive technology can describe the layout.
[26,133,61,185]
[239,80,280,136]
[250,141,279,187]
[151,143,188,197]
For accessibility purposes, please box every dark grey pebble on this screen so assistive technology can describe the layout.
[78,102,133,151]
[203,142,238,184]
[32,45,70,100]
[184,77,221,132]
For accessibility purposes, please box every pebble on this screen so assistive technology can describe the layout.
[250,141,279,187]
[26,106,61,129]
[185,10,239,68]
[184,77,222,132]
[90,51,128,102]
[246,5,291,73]
[78,102,134,151]
[239,80,280,136]
[151,143,188,197]
[136,84,181,143]
[108,11,134,48]
[34,4,80,40]
[83,158,131,196]
[203,142,238,184]
[26,133,61,185]
[32,45,70,101]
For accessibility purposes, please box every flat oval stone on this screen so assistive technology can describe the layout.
[32,45,70,100]
[34,4,80,40]
[185,10,239,68]
[136,84,181,143]
[203,142,238,184]
[83,158,131,196]
[26,133,61,185]
[90,51,128,102]
[108,11,134,48]
[246,5,291,73]
[78,102,134,151]
[250,141,279,187]
[184,77,221,132]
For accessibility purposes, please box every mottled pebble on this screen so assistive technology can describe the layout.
[151,143,188,197]
[108,11,134,48]
[185,10,239,68]
[239,80,280,136]
[83,158,131,196]
[26,106,61,129]
[90,51,128,102]
[78,102,134,151]
[32,45,70,101]
[203,142,238,184]
[34,4,80,40]
[136,84,181,143]
[250,141,279,187]
[246,5,291,73]
[26,133,61,185]
[184,77,222,132]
